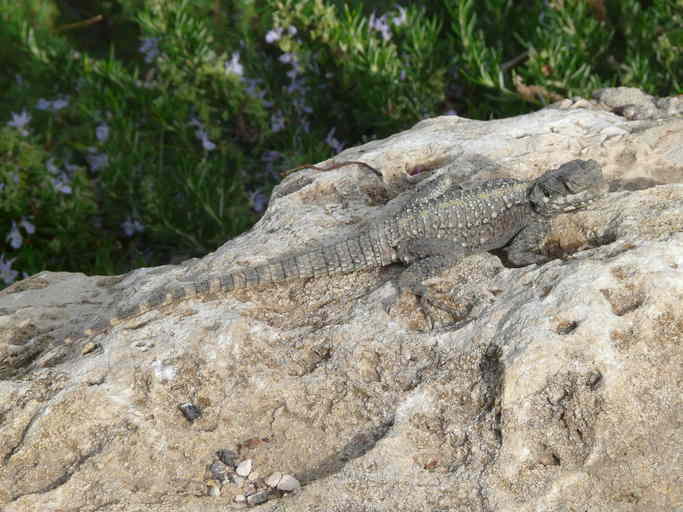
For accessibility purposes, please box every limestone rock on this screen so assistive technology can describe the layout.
[0,88,681,511]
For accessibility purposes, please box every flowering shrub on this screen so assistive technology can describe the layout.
[0,127,99,277]
[0,0,680,285]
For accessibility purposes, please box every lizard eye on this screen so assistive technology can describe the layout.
[528,159,605,215]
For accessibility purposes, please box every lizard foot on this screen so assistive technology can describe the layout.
[418,292,475,331]
[382,283,472,332]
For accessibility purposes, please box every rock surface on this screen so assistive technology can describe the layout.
[0,88,681,511]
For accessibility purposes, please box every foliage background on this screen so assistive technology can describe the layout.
[0,0,681,285]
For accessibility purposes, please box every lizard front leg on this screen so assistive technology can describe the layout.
[502,220,552,266]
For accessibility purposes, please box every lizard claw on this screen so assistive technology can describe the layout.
[379,282,401,314]
[418,292,475,331]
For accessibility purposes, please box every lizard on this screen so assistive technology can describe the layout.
[82,158,607,336]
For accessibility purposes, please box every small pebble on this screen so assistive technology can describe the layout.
[247,470,259,482]
[277,474,301,492]
[209,461,230,483]
[236,458,253,477]
[81,342,99,355]
[85,369,106,386]
[265,472,283,488]
[216,448,239,467]
[178,402,201,422]
[234,494,246,503]
[247,490,271,506]
[206,479,221,497]
[587,370,602,388]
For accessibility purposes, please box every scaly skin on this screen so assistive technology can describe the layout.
[85,159,607,335]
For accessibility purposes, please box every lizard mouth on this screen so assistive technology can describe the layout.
[531,159,609,215]
[540,185,607,213]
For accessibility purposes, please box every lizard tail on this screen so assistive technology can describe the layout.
[80,231,390,337]
[222,230,391,291]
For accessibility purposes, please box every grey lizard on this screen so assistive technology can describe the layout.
[85,158,607,335]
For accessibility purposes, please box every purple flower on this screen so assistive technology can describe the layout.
[244,78,272,106]
[197,128,216,151]
[287,76,306,94]
[46,158,74,194]
[46,158,60,174]
[270,111,285,133]
[6,221,22,249]
[96,123,110,142]
[51,176,72,195]
[7,111,31,136]
[36,97,69,112]
[189,117,216,151]
[53,98,69,110]
[225,51,244,77]
[392,6,407,27]
[139,37,160,63]
[122,216,145,237]
[86,149,109,171]
[369,12,392,41]
[6,217,37,247]
[0,254,18,285]
[19,217,35,235]
[325,127,344,154]
[279,52,295,64]
[292,96,312,114]
[248,190,268,213]
[266,27,283,44]
[36,98,51,111]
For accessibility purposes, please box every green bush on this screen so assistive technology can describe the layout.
[0,0,680,286]
[0,126,100,278]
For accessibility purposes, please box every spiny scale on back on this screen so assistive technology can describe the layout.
[392,178,531,250]
[83,159,606,336]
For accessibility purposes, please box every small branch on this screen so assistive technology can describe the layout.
[56,15,104,32]
[281,161,382,178]
[501,51,529,72]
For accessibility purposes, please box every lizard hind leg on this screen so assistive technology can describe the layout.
[391,239,468,328]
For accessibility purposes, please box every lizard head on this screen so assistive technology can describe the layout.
[528,159,608,216]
